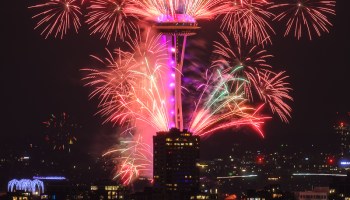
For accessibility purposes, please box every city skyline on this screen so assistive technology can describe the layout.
[2,1,350,199]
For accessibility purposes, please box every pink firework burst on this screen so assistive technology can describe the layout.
[250,69,293,122]
[220,0,275,44]
[212,32,293,122]
[82,29,170,130]
[189,69,270,138]
[213,32,273,100]
[82,48,138,126]
[29,0,82,39]
[269,0,336,40]
[86,0,139,43]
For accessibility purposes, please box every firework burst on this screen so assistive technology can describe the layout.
[83,29,170,131]
[269,0,336,40]
[220,0,275,44]
[249,69,293,122]
[29,0,82,39]
[212,32,293,122]
[86,0,139,43]
[213,32,273,100]
[43,112,79,151]
[189,69,269,137]
[82,48,137,125]
[103,135,153,185]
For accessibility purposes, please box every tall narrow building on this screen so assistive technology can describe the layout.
[335,122,350,156]
[153,128,200,198]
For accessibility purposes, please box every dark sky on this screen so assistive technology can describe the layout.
[1,1,349,158]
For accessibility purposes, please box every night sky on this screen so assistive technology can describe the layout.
[1,1,349,158]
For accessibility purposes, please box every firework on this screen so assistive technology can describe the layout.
[29,0,82,39]
[42,112,79,151]
[213,32,273,100]
[212,32,293,122]
[269,0,336,40]
[220,0,275,44]
[189,69,269,137]
[83,28,292,183]
[86,0,139,43]
[82,48,138,126]
[249,69,293,122]
[103,135,153,185]
[83,29,170,131]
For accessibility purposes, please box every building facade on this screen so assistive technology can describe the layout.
[335,122,350,156]
[153,128,200,197]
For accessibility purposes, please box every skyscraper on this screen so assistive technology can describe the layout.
[153,128,200,198]
[335,122,350,156]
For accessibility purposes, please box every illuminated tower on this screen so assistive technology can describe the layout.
[155,13,199,131]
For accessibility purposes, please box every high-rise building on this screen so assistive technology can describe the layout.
[335,122,350,156]
[153,128,200,197]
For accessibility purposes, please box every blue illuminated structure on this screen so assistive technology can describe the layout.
[341,161,350,165]
[33,176,66,180]
[8,179,44,194]
[292,173,347,177]
[339,159,350,168]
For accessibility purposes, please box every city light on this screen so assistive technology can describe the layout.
[217,175,258,179]
[32,176,66,180]
[292,173,347,177]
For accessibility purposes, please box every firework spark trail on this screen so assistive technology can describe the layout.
[86,0,139,43]
[269,0,336,40]
[189,69,269,137]
[213,32,273,101]
[220,0,275,45]
[249,69,293,122]
[103,135,153,185]
[29,0,82,39]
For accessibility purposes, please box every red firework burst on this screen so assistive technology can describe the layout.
[213,32,273,100]
[212,33,293,122]
[86,0,139,43]
[269,0,336,40]
[29,0,82,39]
[249,69,293,122]
[220,0,275,44]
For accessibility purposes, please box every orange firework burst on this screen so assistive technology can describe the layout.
[29,0,82,39]
[269,0,336,40]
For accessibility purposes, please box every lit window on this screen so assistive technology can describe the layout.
[91,186,98,191]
